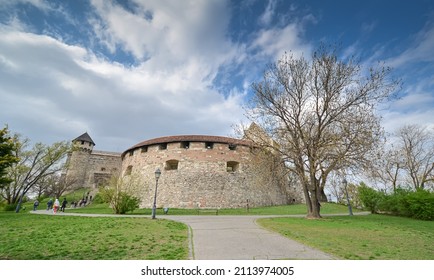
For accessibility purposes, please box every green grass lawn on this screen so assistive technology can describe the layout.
[66,202,358,216]
[7,201,431,260]
[0,211,189,260]
[258,214,434,260]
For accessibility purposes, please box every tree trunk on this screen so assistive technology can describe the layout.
[305,187,321,219]
[318,187,328,202]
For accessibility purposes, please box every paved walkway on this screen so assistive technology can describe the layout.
[31,210,355,260]
[165,215,335,260]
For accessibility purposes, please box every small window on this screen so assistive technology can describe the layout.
[159,143,167,150]
[181,141,190,149]
[101,167,106,172]
[141,146,148,153]
[229,144,237,150]
[227,161,239,172]
[125,165,133,175]
[205,142,214,149]
[129,150,134,156]
[165,160,179,170]
[81,141,84,145]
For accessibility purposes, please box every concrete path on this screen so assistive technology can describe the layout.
[165,215,335,260]
[31,210,343,260]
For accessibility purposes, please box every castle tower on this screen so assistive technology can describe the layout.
[65,132,95,188]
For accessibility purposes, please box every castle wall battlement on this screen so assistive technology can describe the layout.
[65,133,304,208]
[122,135,303,208]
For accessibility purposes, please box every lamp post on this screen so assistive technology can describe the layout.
[152,168,161,219]
[342,178,353,216]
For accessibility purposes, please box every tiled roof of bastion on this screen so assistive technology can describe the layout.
[122,135,254,156]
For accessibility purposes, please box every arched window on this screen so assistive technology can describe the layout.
[125,165,133,175]
[227,161,239,172]
[165,160,179,171]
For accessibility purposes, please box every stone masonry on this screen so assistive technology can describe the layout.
[121,135,303,209]
[65,133,304,209]
[65,133,122,188]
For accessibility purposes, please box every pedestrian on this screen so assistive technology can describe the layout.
[53,198,60,214]
[47,198,53,210]
[33,199,39,211]
[61,197,67,212]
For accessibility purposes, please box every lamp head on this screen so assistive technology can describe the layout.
[342,178,347,185]
[155,168,161,180]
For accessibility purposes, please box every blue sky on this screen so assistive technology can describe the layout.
[1,0,433,152]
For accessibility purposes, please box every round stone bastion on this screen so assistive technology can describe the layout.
[121,135,297,209]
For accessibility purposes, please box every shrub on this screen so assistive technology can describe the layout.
[379,188,409,215]
[3,203,18,211]
[116,192,140,214]
[99,174,142,214]
[400,190,434,221]
[91,193,104,204]
[377,188,434,221]
[358,183,384,214]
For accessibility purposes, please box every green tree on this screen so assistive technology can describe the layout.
[244,44,399,218]
[358,182,385,214]
[0,126,19,189]
[1,134,71,211]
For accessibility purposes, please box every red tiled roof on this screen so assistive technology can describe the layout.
[122,135,253,156]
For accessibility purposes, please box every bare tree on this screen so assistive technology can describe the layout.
[43,172,80,199]
[325,172,345,203]
[244,45,399,218]
[368,144,404,193]
[398,124,434,190]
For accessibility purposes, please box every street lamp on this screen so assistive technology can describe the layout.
[152,168,161,219]
[342,178,353,216]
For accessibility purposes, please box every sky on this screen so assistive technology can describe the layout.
[1,0,433,152]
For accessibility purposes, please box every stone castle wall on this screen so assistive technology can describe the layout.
[65,145,121,189]
[121,136,302,208]
[85,151,122,187]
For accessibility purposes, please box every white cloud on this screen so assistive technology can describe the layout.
[387,22,434,68]
[380,79,434,135]
[251,23,311,60]
[89,0,238,68]
[0,0,52,11]
[259,0,278,26]
[0,23,246,152]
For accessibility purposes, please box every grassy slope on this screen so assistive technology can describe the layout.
[258,214,434,260]
[66,202,359,215]
[0,212,188,260]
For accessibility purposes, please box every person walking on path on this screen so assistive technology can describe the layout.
[46,198,53,211]
[53,198,60,214]
[33,199,39,211]
[61,197,67,212]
